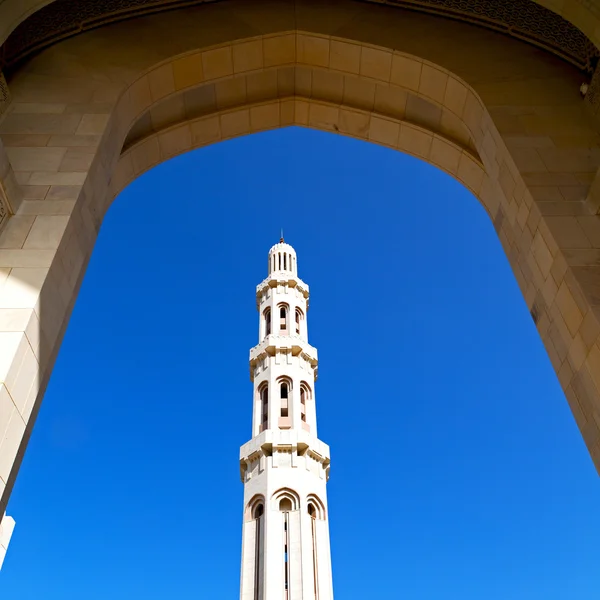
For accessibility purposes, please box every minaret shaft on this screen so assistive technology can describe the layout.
[239,242,334,600]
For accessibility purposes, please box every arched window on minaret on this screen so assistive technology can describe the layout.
[279,305,288,334]
[280,382,289,417]
[279,379,292,429]
[273,489,299,599]
[306,495,326,599]
[259,384,269,432]
[300,387,306,423]
[273,489,299,511]
[283,501,290,596]
[306,495,325,520]
[264,308,271,337]
[300,382,311,431]
[295,308,304,335]
[246,496,265,600]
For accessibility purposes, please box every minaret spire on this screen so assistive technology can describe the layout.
[239,241,334,600]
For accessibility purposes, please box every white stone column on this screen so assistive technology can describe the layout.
[240,240,334,600]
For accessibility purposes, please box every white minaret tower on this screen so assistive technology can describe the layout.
[239,239,334,600]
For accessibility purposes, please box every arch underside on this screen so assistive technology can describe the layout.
[0,0,599,521]
[120,62,479,152]
[0,0,599,74]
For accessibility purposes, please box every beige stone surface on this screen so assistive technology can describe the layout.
[0,0,598,531]
[202,48,233,81]
[233,40,263,74]
[173,54,204,90]
[330,40,361,74]
[4,147,65,172]
[0,217,34,249]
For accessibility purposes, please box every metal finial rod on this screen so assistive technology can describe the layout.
[280,228,284,243]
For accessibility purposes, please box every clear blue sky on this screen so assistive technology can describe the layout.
[3,127,600,599]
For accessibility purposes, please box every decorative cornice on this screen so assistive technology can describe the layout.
[256,276,309,308]
[240,427,330,456]
[0,0,216,72]
[585,62,600,114]
[249,336,318,380]
[0,70,10,233]
[375,0,600,72]
[0,0,597,74]
[0,176,9,231]
[0,71,9,118]
[249,336,318,360]
[239,439,330,481]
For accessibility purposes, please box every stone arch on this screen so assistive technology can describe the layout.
[110,51,485,205]
[276,375,293,388]
[276,300,291,334]
[0,0,599,521]
[277,374,293,427]
[295,307,304,336]
[272,488,300,512]
[245,494,266,522]
[262,306,271,338]
[256,380,269,434]
[300,381,312,398]
[306,494,326,521]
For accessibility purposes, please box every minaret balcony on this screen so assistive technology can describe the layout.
[249,335,318,377]
[255,274,310,307]
[239,427,331,481]
[250,335,317,360]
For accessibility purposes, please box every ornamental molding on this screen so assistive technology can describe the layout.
[240,429,331,460]
[0,0,597,73]
[0,71,9,230]
[239,447,330,482]
[0,179,9,231]
[0,121,11,230]
[585,62,600,114]
[249,338,319,380]
[377,0,599,72]
[0,71,9,117]
[240,441,330,466]
[0,0,216,72]
[249,336,318,362]
[256,276,310,306]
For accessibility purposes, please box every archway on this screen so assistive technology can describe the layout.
[0,0,600,520]
[4,127,599,594]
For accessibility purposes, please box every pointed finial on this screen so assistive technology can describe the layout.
[280,228,284,243]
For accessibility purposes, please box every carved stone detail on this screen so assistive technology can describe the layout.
[0,0,597,74]
[0,71,9,118]
[0,0,214,72]
[380,0,600,72]
[585,63,600,114]
[0,182,9,231]
[0,70,11,233]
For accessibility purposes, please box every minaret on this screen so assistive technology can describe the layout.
[239,239,334,600]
